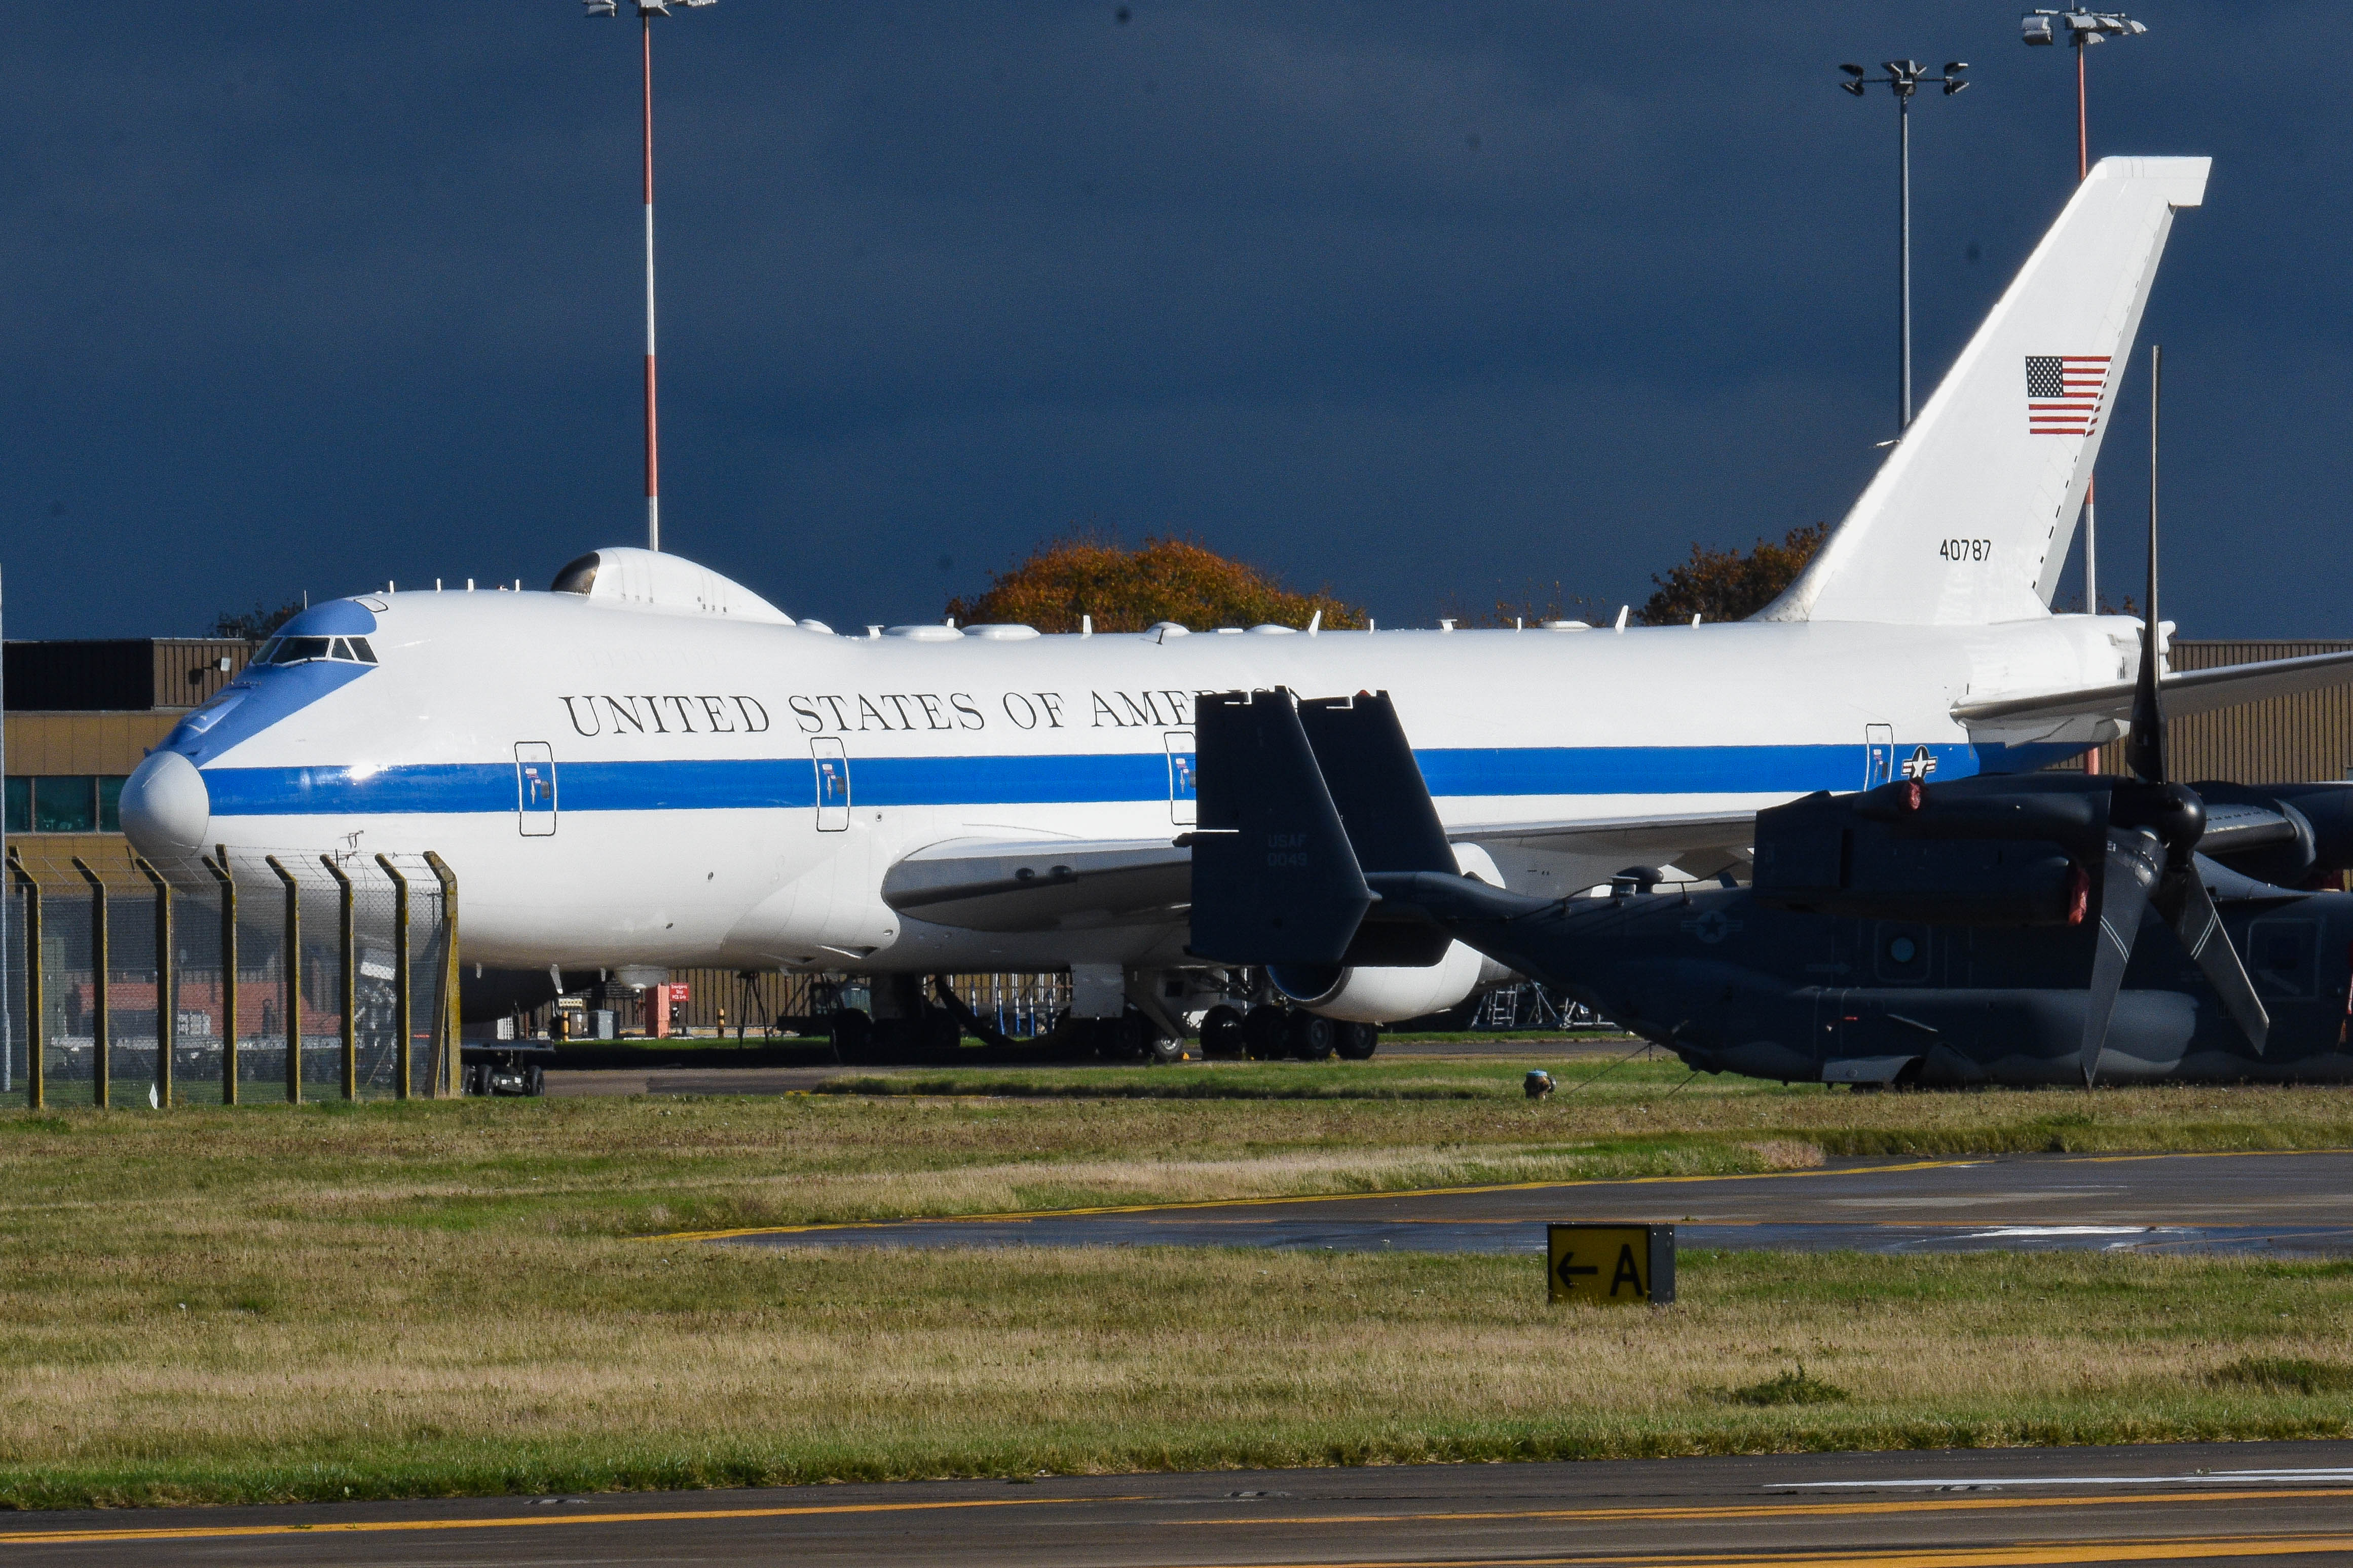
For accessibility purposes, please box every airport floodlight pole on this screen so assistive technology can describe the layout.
[583,0,715,553]
[2024,10,2145,620]
[1840,60,1968,435]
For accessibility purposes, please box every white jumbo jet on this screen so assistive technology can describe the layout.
[116,157,2353,1043]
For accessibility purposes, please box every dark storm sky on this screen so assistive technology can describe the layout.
[5,3,2345,640]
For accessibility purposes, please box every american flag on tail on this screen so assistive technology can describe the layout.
[2026,355,2109,437]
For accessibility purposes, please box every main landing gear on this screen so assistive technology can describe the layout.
[1200,1004,1377,1062]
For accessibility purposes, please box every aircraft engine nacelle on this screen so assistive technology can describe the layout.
[1753,787,2089,927]
[1267,843,1514,1022]
[2190,781,2353,885]
[1269,940,1513,1023]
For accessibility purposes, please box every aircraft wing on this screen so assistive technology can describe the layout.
[1955,647,2353,735]
[881,837,1191,932]
[1447,810,1758,861]
[885,810,1762,933]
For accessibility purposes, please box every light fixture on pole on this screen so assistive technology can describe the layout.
[582,0,717,553]
[2023,9,2145,622]
[1839,59,1968,437]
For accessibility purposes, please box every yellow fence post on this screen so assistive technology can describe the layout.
[134,856,173,1109]
[69,858,108,1111]
[321,856,357,1100]
[7,848,43,1112]
[205,850,237,1106]
[423,852,459,1098]
[266,856,300,1105]
[375,855,412,1100]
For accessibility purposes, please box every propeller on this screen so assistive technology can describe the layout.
[2079,345,2268,1085]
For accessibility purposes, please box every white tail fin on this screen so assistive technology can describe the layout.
[1759,156,2208,626]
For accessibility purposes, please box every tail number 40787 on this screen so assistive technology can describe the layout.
[1938,538,1993,563]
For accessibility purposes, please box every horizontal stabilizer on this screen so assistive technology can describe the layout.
[1956,645,2353,739]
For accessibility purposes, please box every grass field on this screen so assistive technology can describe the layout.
[2,1065,2350,1508]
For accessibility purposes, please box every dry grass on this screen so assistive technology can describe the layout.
[2,1230,2350,1509]
[0,1080,2349,1507]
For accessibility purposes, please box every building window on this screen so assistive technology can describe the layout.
[3,776,131,834]
[33,777,96,833]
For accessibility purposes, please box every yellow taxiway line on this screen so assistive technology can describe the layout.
[0,1493,1124,1547]
[6,1482,2347,1550]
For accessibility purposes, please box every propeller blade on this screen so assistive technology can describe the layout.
[2082,828,2161,1087]
[2154,865,2270,1054]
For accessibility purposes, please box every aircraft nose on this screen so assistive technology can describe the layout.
[119,750,212,860]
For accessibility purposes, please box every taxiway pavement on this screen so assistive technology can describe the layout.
[697,1149,2353,1256]
[8,1440,2353,1565]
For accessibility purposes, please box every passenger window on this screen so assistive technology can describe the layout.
[2250,920,2315,998]
[1875,922,1931,982]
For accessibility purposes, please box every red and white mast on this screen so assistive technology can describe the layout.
[641,6,659,552]
[585,0,715,552]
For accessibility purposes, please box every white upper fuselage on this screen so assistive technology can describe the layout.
[133,586,2138,974]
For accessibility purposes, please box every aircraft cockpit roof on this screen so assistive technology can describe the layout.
[256,634,377,667]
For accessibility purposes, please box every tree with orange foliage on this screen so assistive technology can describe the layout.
[1636,523,1827,626]
[946,535,1367,634]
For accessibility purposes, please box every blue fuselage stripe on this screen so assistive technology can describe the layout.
[200,743,2004,819]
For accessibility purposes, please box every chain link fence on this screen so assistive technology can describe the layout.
[2,844,458,1109]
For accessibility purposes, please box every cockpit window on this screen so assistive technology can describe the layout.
[262,635,378,666]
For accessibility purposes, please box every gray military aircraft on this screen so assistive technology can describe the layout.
[1190,341,2353,1088]
[1188,677,2353,1088]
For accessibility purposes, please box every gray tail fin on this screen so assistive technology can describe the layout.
[1189,689,1371,965]
[1190,689,1455,968]
[1295,693,1457,876]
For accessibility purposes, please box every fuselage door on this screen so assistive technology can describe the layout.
[514,742,557,836]
[1863,723,1894,789]
[1813,987,1850,1061]
[1165,731,1196,826]
[812,738,850,832]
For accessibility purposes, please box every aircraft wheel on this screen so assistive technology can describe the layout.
[525,1064,546,1097]
[1143,1029,1184,1066]
[1241,1006,1289,1060]
[1286,1011,1337,1061]
[1336,1022,1379,1060]
[1199,1005,1245,1059]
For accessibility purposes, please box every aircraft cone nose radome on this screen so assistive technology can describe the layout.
[119,751,211,860]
